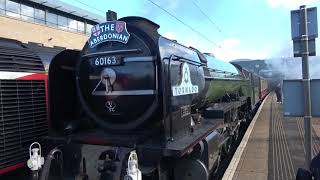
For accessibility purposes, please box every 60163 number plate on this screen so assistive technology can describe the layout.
[92,56,122,66]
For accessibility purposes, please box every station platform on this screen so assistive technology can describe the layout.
[222,93,320,180]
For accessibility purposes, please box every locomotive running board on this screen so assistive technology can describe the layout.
[202,97,248,119]
[163,118,224,157]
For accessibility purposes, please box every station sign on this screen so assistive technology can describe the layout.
[283,79,320,117]
[291,7,318,57]
[291,7,318,40]
[293,39,316,57]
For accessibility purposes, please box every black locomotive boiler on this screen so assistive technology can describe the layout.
[42,16,268,180]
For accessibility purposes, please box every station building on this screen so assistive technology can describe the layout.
[0,0,104,49]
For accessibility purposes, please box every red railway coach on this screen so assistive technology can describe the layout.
[0,38,61,174]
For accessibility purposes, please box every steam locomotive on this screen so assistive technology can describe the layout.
[30,16,269,180]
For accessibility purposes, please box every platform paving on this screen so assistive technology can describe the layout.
[223,93,320,180]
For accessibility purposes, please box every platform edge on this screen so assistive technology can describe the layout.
[221,94,270,180]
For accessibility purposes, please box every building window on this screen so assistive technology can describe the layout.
[86,23,93,34]
[6,0,20,18]
[0,0,5,14]
[68,18,77,32]
[58,15,68,30]
[46,12,58,27]
[0,0,95,35]
[21,4,34,22]
[34,8,45,24]
[78,21,84,33]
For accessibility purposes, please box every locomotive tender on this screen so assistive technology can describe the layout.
[37,16,268,180]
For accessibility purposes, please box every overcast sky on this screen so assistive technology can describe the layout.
[61,0,319,61]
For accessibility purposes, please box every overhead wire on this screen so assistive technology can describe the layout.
[191,1,225,37]
[190,1,236,57]
[146,0,222,49]
[69,0,232,57]
[146,0,236,58]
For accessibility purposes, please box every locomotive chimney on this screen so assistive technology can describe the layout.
[106,10,117,21]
